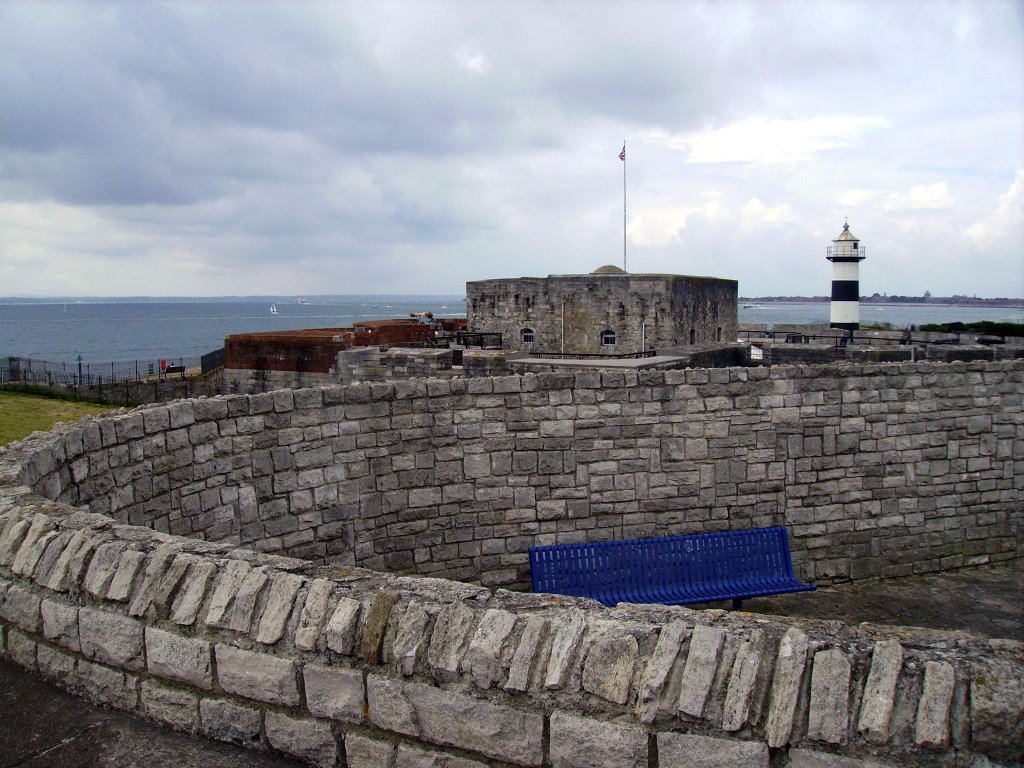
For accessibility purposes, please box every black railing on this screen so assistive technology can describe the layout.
[737,330,963,347]
[525,350,658,360]
[1,353,210,388]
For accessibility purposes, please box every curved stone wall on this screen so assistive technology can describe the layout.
[16,360,1024,590]
[0,359,1021,767]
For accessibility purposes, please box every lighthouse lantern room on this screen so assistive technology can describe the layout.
[826,221,866,331]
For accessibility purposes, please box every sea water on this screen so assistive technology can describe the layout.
[0,297,1020,365]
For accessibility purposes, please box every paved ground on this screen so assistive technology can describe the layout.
[0,565,1020,767]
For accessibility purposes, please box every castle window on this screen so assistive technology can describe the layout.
[521,328,535,344]
[717,327,722,342]
[600,329,617,346]
[689,329,696,344]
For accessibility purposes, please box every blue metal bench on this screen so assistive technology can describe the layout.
[529,526,815,610]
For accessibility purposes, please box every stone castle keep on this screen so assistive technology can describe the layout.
[467,269,738,354]
[0,358,1021,767]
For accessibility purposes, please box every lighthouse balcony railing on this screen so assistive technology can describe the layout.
[826,245,866,259]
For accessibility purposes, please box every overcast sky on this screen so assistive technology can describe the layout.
[1,1,1021,298]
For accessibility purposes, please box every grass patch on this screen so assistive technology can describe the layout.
[0,390,114,447]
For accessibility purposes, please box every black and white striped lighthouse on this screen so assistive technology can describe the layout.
[826,220,866,331]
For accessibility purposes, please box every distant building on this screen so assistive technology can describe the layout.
[827,221,866,331]
[466,267,737,354]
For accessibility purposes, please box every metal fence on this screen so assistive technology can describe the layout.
[1,354,210,387]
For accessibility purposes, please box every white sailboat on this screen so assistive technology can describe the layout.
[270,303,279,314]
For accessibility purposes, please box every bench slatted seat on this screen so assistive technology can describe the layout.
[529,526,814,609]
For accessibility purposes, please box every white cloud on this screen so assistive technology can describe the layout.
[740,198,798,228]
[964,170,1024,246]
[883,182,955,211]
[657,115,890,165]
[456,46,489,74]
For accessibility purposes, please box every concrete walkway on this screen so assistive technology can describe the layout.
[0,565,1019,767]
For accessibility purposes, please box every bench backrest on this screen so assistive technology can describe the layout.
[529,526,800,600]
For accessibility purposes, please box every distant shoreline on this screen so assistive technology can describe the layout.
[740,299,1024,308]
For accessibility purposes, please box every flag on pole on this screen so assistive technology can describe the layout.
[619,145,626,161]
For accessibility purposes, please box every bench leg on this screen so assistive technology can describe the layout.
[732,598,743,611]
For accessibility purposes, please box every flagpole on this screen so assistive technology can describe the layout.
[622,140,627,273]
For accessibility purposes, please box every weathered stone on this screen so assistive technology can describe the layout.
[215,643,300,706]
[765,626,809,748]
[857,639,903,744]
[127,544,180,617]
[32,530,72,585]
[79,659,139,711]
[6,627,37,670]
[79,607,145,671]
[200,698,263,746]
[367,674,544,766]
[255,571,304,645]
[223,566,269,633]
[13,529,57,578]
[807,647,852,745]
[677,624,725,718]
[635,620,687,723]
[393,600,431,676]
[204,560,251,627]
[37,643,77,682]
[0,583,42,633]
[0,518,30,565]
[294,578,334,651]
[83,541,127,598]
[582,632,638,705]
[106,549,147,602]
[788,749,898,768]
[915,661,955,748]
[549,710,647,768]
[722,631,764,732]
[969,659,1024,753]
[43,528,94,591]
[345,733,394,768]
[324,596,362,655]
[505,615,549,693]
[145,627,213,689]
[545,608,587,690]
[396,744,489,768]
[265,711,338,768]
[427,601,478,682]
[41,598,80,651]
[464,608,517,689]
[360,590,400,664]
[150,553,194,619]
[169,559,216,626]
[657,732,768,768]
[141,680,200,733]
[303,662,364,723]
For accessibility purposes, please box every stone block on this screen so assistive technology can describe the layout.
[787,749,897,768]
[969,659,1023,755]
[635,620,687,723]
[200,697,263,747]
[657,733,768,768]
[79,607,145,671]
[222,566,269,633]
[215,643,300,706]
[427,601,477,682]
[294,578,334,651]
[765,626,809,748]
[127,544,180,617]
[345,733,394,768]
[367,674,543,766]
[83,541,127,598]
[79,659,139,711]
[41,598,80,651]
[359,590,399,663]
[204,560,251,627]
[396,744,489,768]
[255,571,305,645]
[464,608,517,689]
[393,601,431,676]
[146,627,213,689]
[106,549,147,602]
[303,663,365,724]
[545,608,587,690]
[677,624,725,718]
[265,711,339,768]
[807,647,852,745]
[915,661,954,748]
[141,680,200,733]
[6,627,37,671]
[325,596,362,655]
[505,615,550,693]
[0,583,42,633]
[549,710,647,768]
[722,631,763,732]
[169,559,216,626]
[582,632,638,705]
[37,643,77,683]
[857,639,902,744]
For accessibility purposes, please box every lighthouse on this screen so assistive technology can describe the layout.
[826,220,866,331]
